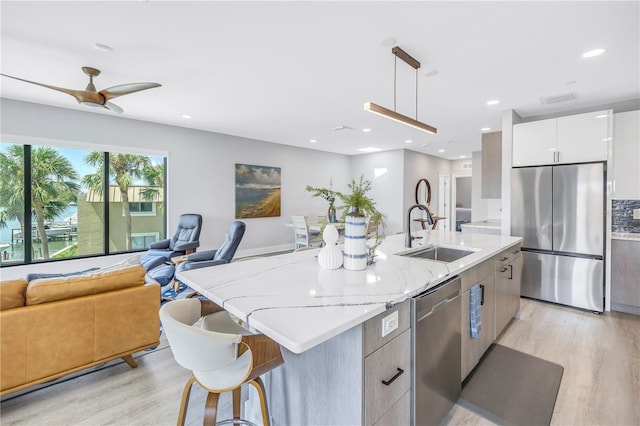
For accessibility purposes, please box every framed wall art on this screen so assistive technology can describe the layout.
[235,163,281,218]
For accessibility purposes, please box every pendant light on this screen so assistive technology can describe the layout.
[364,46,437,134]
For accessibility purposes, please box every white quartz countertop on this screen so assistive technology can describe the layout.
[611,232,640,241]
[460,220,501,230]
[178,230,521,354]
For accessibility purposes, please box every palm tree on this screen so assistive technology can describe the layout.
[0,145,79,259]
[83,152,152,250]
[140,162,164,203]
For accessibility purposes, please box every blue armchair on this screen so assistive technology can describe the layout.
[176,221,246,274]
[147,213,202,260]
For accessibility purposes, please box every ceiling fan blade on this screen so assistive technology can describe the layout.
[0,73,86,101]
[103,102,124,113]
[100,82,161,101]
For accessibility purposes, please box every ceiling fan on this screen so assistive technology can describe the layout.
[0,66,161,113]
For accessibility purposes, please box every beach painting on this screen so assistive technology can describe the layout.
[235,164,281,218]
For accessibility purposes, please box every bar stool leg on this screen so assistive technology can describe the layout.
[248,377,270,426]
[232,387,242,425]
[203,392,220,426]
[177,376,197,426]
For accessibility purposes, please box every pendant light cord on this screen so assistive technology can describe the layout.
[415,68,418,120]
[394,55,397,112]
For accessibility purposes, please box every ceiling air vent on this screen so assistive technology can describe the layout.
[540,92,577,105]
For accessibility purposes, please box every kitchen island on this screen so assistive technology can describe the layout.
[178,230,522,425]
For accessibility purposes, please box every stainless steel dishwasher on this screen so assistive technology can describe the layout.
[411,276,461,426]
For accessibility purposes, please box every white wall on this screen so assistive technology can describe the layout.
[349,150,405,234]
[402,150,452,233]
[1,99,351,256]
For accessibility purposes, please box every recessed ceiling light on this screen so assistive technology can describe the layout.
[460,155,466,159]
[358,147,382,153]
[405,139,412,144]
[93,42,113,52]
[481,127,491,132]
[438,149,446,153]
[310,139,317,143]
[362,128,371,132]
[486,100,500,106]
[181,114,191,119]
[582,48,605,58]
[595,114,608,119]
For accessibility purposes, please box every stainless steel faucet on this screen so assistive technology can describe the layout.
[406,204,434,248]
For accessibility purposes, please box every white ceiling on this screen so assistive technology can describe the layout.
[1,1,639,160]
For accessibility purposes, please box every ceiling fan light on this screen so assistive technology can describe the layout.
[364,102,437,134]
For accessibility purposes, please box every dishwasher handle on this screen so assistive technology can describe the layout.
[416,290,460,322]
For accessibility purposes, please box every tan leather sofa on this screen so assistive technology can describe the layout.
[0,261,160,396]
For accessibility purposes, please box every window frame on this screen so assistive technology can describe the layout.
[0,138,168,267]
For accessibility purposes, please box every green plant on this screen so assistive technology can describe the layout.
[306,175,386,251]
[304,185,336,206]
[338,175,386,255]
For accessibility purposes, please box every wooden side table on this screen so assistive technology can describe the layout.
[170,255,189,292]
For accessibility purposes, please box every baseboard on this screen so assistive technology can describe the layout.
[611,302,640,316]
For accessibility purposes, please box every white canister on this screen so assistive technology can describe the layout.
[343,209,367,270]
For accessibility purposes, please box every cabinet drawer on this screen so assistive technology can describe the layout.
[461,259,494,293]
[495,245,521,267]
[363,299,410,357]
[364,329,411,425]
[373,390,410,426]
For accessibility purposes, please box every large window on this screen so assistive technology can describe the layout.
[0,142,166,266]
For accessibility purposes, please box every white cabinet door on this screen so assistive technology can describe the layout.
[556,110,609,163]
[512,119,556,166]
[613,110,640,198]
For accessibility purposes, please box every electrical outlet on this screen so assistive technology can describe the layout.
[634,209,640,220]
[381,310,399,337]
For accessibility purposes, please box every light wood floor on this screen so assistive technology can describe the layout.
[2,298,639,425]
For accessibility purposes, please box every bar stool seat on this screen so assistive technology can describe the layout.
[160,299,284,426]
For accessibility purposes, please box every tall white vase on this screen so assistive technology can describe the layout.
[343,209,367,270]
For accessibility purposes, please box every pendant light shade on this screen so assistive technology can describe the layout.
[365,46,437,135]
[364,102,437,134]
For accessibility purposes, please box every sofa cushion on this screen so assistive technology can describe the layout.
[26,267,100,283]
[0,279,28,310]
[26,264,146,306]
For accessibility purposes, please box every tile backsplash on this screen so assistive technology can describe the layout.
[612,199,640,233]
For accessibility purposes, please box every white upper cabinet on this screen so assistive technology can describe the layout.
[556,111,609,163]
[512,119,556,166]
[612,110,640,198]
[512,110,611,167]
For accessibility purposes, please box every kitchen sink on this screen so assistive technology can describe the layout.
[402,245,475,263]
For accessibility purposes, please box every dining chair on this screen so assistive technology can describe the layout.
[290,215,322,249]
[316,212,328,224]
[160,299,284,426]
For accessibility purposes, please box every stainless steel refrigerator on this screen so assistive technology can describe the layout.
[511,162,605,312]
